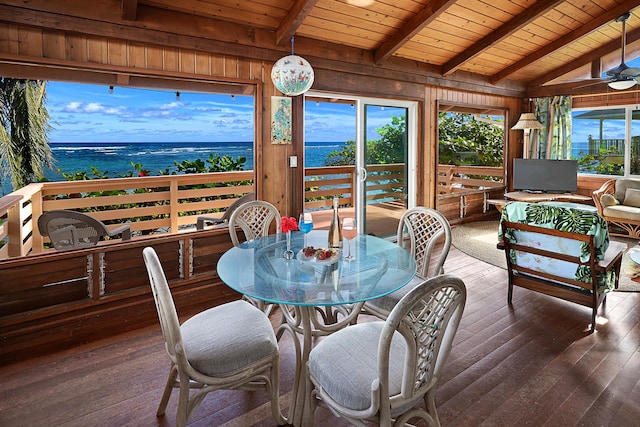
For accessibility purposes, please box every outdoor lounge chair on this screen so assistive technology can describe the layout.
[196,192,255,230]
[38,209,131,251]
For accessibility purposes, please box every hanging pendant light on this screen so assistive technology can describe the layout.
[271,36,314,96]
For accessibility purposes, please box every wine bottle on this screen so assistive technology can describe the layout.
[328,197,342,249]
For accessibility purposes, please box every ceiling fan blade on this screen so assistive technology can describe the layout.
[620,66,640,77]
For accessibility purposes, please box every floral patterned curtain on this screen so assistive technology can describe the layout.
[533,96,572,159]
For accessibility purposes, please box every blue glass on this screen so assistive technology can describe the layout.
[299,220,313,234]
[298,213,314,248]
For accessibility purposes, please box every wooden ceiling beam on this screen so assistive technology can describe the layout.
[490,0,640,84]
[275,0,320,47]
[374,0,456,64]
[441,0,563,77]
[527,26,640,88]
[120,0,137,21]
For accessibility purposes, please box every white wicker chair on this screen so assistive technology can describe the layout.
[228,200,281,245]
[142,247,284,427]
[364,207,452,319]
[228,200,281,314]
[305,274,466,427]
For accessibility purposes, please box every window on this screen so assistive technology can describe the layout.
[571,107,640,177]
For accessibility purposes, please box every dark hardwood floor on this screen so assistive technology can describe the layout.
[1,246,640,426]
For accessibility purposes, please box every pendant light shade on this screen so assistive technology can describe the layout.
[608,77,637,90]
[271,37,314,96]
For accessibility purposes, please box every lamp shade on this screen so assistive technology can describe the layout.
[608,78,637,90]
[271,55,314,96]
[511,113,544,130]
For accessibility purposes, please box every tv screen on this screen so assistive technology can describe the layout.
[513,159,578,193]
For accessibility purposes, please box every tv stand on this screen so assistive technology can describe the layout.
[487,191,593,213]
[504,191,592,203]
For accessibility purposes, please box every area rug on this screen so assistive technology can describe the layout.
[451,220,640,292]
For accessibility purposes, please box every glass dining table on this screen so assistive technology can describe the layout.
[217,230,416,426]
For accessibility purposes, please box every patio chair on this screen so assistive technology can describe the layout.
[363,207,452,319]
[305,274,466,427]
[37,209,131,251]
[142,247,285,427]
[196,192,254,230]
[228,200,281,314]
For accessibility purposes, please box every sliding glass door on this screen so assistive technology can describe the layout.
[305,93,416,237]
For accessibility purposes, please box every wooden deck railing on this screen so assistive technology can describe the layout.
[0,163,500,259]
[437,165,505,221]
[0,171,253,258]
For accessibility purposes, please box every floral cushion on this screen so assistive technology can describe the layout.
[499,201,615,294]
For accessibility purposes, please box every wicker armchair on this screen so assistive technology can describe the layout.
[593,178,640,238]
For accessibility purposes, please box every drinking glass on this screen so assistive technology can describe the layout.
[342,217,357,261]
[299,212,314,248]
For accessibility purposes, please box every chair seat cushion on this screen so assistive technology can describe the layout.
[180,300,278,377]
[308,322,409,412]
[365,275,424,313]
[603,204,640,222]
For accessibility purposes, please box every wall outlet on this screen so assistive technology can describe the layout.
[289,156,298,167]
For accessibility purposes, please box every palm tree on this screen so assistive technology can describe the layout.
[0,78,54,193]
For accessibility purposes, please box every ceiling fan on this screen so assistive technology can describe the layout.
[573,13,640,90]
[604,13,640,89]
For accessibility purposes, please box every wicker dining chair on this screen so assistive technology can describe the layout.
[38,209,131,251]
[305,274,466,427]
[228,200,281,245]
[228,200,281,314]
[142,247,285,427]
[363,206,452,319]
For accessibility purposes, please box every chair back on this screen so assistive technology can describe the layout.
[38,209,131,251]
[396,207,451,278]
[142,247,184,366]
[380,274,466,412]
[228,200,281,246]
[196,192,255,230]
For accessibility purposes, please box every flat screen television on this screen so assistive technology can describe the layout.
[512,158,578,193]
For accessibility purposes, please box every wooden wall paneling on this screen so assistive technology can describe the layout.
[42,30,65,60]
[66,33,87,62]
[180,49,195,74]
[145,45,163,70]
[194,50,209,75]
[107,38,127,67]
[18,26,43,57]
[224,56,239,78]
[250,59,264,81]
[0,24,19,54]
[237,57,251,79]
[127,42,146,69]
[86,35,108,64]
[163,47,179,72]
[211,54,225,77]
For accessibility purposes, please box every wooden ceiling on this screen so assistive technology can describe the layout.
[4,0,640,97]
[130,0,640,96]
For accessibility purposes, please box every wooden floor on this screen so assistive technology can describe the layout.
[2,246,640,426]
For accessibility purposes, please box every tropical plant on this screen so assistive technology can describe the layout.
[0,78,53,192]
[438,112,504,166]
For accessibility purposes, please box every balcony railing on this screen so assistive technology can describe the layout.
[0,164,413,259]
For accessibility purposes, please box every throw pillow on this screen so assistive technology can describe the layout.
[600,193,619,207]
[624,188,640,207]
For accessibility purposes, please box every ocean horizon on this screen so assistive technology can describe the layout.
[1,141,348,195]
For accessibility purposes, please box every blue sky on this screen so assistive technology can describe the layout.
[45,81,367,143]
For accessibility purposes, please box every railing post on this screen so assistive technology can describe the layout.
[170,178,179,233]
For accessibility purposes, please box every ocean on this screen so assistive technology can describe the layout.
[1,141,348,194]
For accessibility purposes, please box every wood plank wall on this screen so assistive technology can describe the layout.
[0,21,523,215]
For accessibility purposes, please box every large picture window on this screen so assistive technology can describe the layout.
[571,107,640,176]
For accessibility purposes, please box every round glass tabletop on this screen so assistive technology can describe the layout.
[218,231,416,306]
